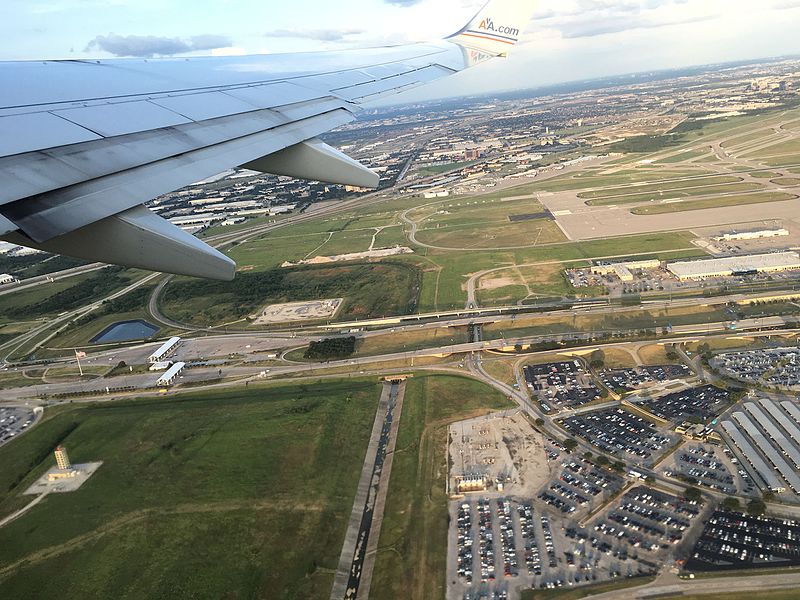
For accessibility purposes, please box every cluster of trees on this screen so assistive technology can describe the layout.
[4,267,129,319]
[608,133,686,153]
[68,285,154,330]
[696,343,714,363]
[589,349,605,369]
[0,253,84,278]
[304,336,357,360]
[720,495,769,516]
[683,486,702,502]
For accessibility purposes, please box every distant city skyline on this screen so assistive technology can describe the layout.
[3,0,800,103]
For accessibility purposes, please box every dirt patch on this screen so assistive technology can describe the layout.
[250,298,342,325]
[478,276,519,291]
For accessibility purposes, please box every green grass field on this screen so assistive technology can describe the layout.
[0,380,383,599]
[370,374,514,600]
[160,262,421,326]
[630,192,796,215]
[407,195,567,249]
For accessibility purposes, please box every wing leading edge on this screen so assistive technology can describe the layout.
[0,0,536,280]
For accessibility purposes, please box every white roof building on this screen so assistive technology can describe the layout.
[667,252,800,281]
[148,336,181,363]
[156,362,186,386]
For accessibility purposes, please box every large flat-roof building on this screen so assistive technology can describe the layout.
[714,228,789,242]
[667,251,800,281]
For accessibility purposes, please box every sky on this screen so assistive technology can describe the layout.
[2,0,800,102]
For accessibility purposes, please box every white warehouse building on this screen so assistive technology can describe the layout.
[148,336,182,363]
[156,362,186,386]
[667,251,800,281]
[714,228,789,242]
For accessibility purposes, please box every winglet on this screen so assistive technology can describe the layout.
[3,205,236,281]
[446,0,535,56]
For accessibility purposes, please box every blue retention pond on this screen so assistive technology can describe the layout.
[90,319,160,344]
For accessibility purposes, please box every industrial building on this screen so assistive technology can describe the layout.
[728,409,800,494]
[148,337,181,363]
[667,252,800,281]
[721,421,786,493]
[714,228,789,242]
[591,258,660,279]
[156,361,186,386]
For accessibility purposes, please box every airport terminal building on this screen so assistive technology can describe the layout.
[667,251,800,281]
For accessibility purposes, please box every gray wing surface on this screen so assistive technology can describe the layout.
[0,0,534,279]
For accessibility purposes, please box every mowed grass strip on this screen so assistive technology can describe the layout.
[740,138,800,159]
[0,380,381,599]
[772,177,800,187]
[369,375,514,600]
[630,191,797,215]
[577,175,741,199]
[585,182,764,206]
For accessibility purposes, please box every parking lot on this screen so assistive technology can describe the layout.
[538,456,625,517]
[713,348,800,389]
[686,510,800,572]
[592,486,702,559]
[524,361,602,413]
[600,364,693,393]
[662,444,737,495]
[448,495,654,600]
[564,265,673,297]
[560,408,675,464]
[640,385,731,424]
[0,406,36,447]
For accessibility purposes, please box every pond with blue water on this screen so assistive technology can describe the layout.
[90,319,160,344]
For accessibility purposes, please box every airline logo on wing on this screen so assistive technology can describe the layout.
[478,18,519,39]
[460,16,520,46]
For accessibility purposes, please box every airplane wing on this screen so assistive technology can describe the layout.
[0,0,535,280]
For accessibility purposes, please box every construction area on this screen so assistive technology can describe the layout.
[447,411,549,498]
[250,298,343,324]
[24,462,103,495]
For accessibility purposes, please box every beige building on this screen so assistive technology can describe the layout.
[591,258,660,280]
[54,446,71,470]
